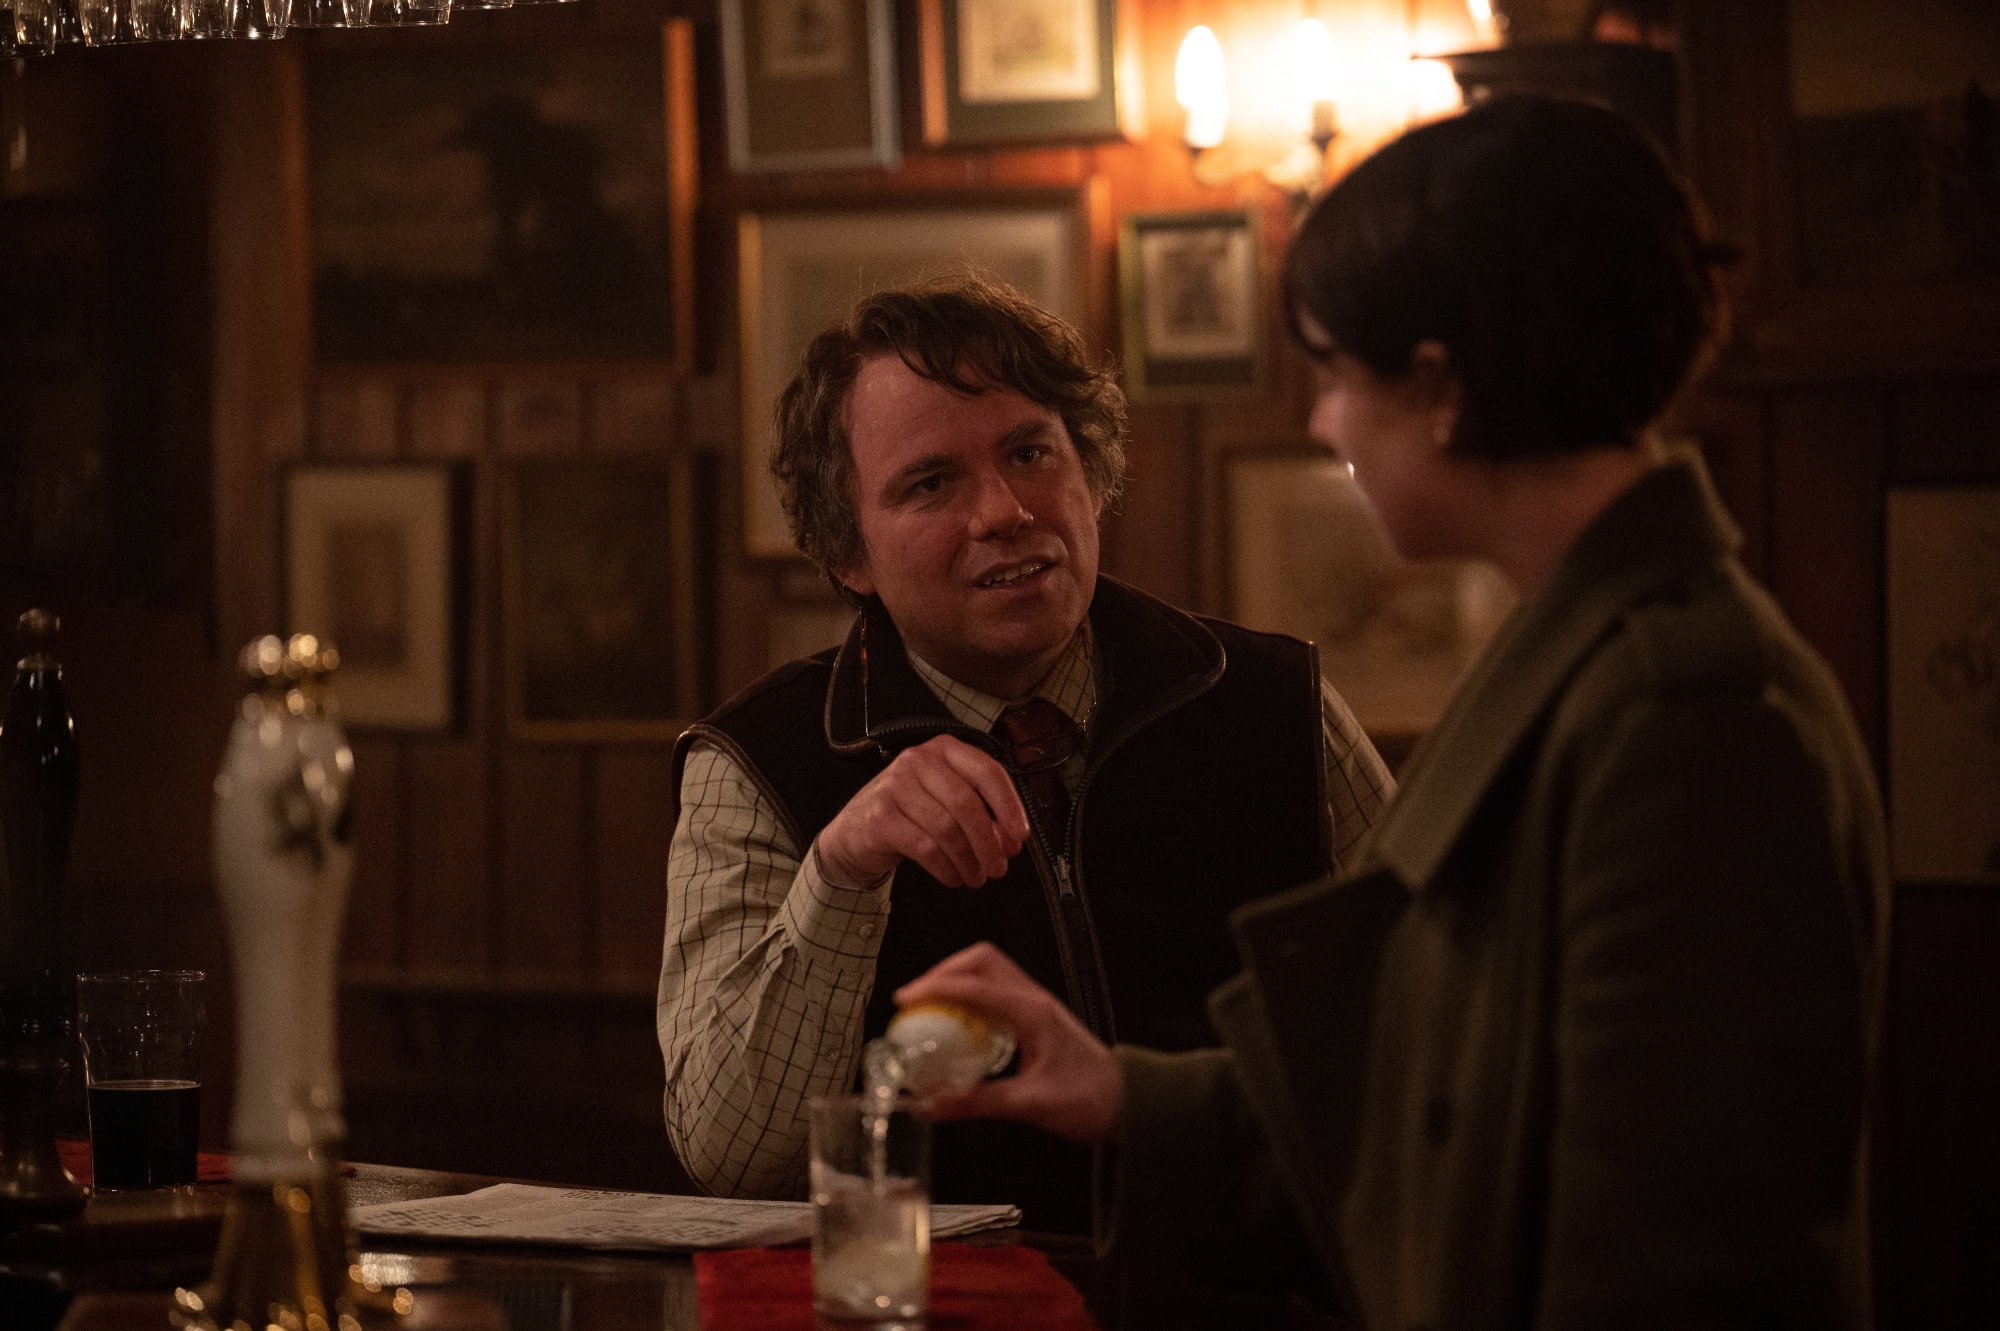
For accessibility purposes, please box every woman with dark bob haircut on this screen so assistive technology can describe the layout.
[897,97,1889,1329]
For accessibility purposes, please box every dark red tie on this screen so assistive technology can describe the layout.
[996,698,1115,1040]
[996,698,1076,838]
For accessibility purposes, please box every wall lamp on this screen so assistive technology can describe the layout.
[1175,12,1470,202]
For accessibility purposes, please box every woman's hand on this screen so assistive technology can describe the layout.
[894,942,1123,1145]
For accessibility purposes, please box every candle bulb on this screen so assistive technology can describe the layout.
[1175,25,1229,153]
[1291,18,1339,147]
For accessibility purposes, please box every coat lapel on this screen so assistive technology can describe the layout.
[1214,868,1412,1299]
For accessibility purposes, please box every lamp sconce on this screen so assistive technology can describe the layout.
[1176,20,1341,203]
[1175,11,1477,205]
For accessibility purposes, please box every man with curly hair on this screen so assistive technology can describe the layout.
[656,274,1391,1232]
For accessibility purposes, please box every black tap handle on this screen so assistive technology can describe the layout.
[0,608,86,1224]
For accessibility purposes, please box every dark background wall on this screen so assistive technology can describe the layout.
[1,1,1994,1324]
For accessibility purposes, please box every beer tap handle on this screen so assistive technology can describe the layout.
[0,609,87,1225]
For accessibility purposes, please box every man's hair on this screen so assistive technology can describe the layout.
[772,273,1128,578]
[1284,96,1730,461]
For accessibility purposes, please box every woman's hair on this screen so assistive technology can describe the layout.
[1285,95,1729,460]
[772,273,1127,579]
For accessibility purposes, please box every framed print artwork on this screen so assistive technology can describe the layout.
[722,0,900,172]
[919,0,1128,146]
[1683,0,2000,375]
[1886,486,2000,884]
[502,457,692,743]
[282,461,463,733]
[1223,448,1516,739]
[1119,209,1265,402]
[306,21,697,368]
[737,190,1096,558]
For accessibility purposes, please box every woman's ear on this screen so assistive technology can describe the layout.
[1408,339,1460,409]
[1409,339,1463,446]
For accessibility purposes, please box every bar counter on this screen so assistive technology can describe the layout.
[3,1162,1107,1331]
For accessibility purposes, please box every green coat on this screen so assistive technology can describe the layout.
[1109,459,1890,1330]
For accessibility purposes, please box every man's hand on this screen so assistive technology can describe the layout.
[815,737,1031,890]
[894,942,1123,1145]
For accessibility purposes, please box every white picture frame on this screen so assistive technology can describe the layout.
[282,461,461,733]
[1887,485,2000,884]
[1224,448,1516,738]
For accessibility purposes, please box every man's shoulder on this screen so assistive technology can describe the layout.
[676,649,840,789]
[1089,576,1315,681]
[671,646,850,830]
[1193,611,1317,666]
[700,647,840,730]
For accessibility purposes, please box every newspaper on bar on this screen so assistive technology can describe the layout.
[351,1182,1021,1252]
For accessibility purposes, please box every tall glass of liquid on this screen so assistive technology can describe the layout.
[76,970,205,1191]
[810,1094,930,1330]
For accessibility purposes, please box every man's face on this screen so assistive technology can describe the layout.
[837,353,1102,700]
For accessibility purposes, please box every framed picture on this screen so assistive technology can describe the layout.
[1683,0,2000,376]
[1222,448,1515,739]
[721,0,900,172]
[306,21,697,368]
[737,189,1098,558]
[1886,486,2000,884]
[281,461,464,733]
[918,0,1129,147]
[502,457,693,743]
[1119,209,1265,402]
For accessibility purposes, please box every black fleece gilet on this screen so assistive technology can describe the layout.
[674,577,1331,1232]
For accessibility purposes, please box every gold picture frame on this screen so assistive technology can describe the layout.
[305,21,697,370]
[1682,0,2000,378]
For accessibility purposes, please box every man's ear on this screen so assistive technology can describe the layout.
[835,559,876,599]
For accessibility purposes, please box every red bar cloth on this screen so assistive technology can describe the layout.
[56,1136,234,1185]
[697,1242,1099,1331]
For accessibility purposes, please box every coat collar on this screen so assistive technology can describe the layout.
[1362,455,1743,892]
[822,575,1227,757]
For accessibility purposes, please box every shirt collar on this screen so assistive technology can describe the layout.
[907,619,1099,736]
[822,576,1222,756]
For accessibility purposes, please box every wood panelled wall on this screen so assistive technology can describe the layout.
[1,0,1993,1323]
[1680,372,2000,1330]
[298,370,696,1190]
[189,0,1414,1191]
